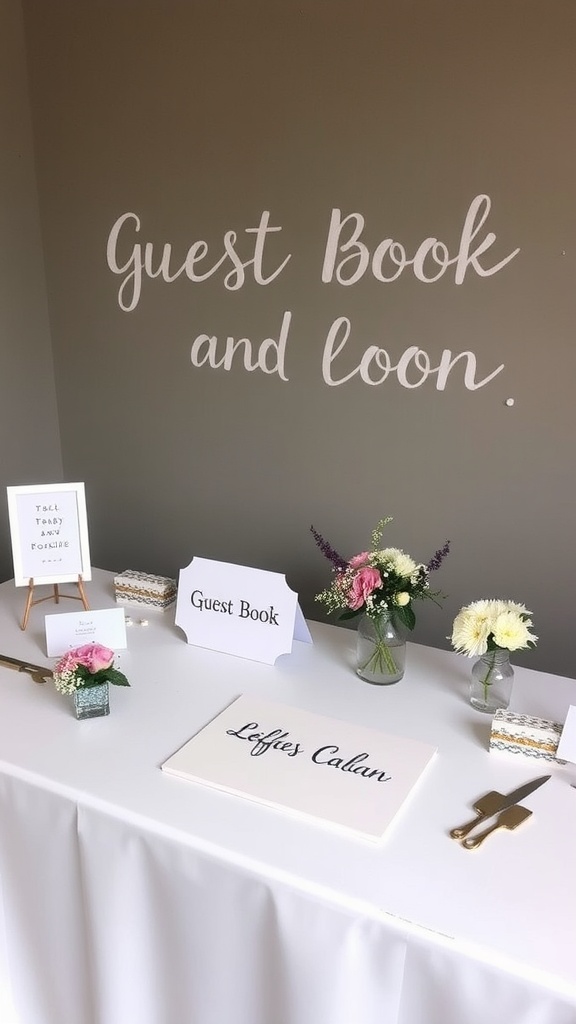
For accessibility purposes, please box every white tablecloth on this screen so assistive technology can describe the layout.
[0,571,575,1024]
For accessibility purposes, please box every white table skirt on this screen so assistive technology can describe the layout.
[1,571,575,1024]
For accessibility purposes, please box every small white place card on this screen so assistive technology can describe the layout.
[45,607,127,657]
[162,695,437,842]
[556,705,576,764]
[175,557,312,665]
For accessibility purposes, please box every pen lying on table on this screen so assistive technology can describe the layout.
[0,653,52,684]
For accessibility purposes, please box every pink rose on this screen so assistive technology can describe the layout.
[74,643,114,673]
[349,551,371,569]
[348,567,382,610]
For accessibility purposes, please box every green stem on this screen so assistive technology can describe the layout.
[480,651,496,703]
[359,616,399,677]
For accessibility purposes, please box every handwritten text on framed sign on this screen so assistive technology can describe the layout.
[7,482,92,587]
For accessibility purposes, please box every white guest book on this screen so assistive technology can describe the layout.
[162,695,437,842]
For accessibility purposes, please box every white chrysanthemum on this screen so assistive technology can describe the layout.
[469,598,531,620]
[394,591,410,606]
[465,599,504,619]
[451,607,491,656]
[502,600,530,617]
[378,547,402,562]
[452,597,538,657]
[379,547,417,578]
[492,611,537,651]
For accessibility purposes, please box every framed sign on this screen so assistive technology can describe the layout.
[6,483,92,586]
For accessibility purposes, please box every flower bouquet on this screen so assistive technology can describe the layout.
[450,599,537,712]
[312,517,450,684]
[53,643,129,718]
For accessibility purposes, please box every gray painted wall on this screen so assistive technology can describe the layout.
[12,0,576,675]
[0,0,62,583]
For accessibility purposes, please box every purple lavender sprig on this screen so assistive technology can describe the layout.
[310,525,348,573]
[426,539,451,573]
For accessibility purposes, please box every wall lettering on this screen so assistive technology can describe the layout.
[321,194,519,285]
[190,310,291,380]
[106,210,291,312]
[106,194,519,391]
[321,317,505,390]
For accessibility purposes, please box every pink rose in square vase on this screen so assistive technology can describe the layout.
[74,643,115,674]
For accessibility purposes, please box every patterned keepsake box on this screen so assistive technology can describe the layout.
[489,709,564,762]
[114,569,177,611]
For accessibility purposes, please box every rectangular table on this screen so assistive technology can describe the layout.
[1,570,575,1024]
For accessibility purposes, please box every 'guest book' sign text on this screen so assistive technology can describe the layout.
[175,557,311,664]
[162,695,437,841]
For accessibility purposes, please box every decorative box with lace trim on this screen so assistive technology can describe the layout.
[114,570,177,611]
[489,709,565,763]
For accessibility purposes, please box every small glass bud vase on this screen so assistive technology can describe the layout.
[74,682,110,719]
[356,611,406,685]
[470,651,514,714]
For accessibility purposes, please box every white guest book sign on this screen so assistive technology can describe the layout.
[162,695,437,841]
[175,557,311,664]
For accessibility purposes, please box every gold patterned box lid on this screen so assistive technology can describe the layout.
[489,708,564,763]
[114,569,177,607]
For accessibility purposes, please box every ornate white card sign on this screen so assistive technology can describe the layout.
[162,695,437,841]
[6,483,92,586]
[175,557,311,664]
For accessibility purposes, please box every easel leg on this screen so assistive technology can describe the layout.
[77,576,89,611]
[21,579,34,631]
[20,578,90,630]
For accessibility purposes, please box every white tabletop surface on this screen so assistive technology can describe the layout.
[1,570,575,1024]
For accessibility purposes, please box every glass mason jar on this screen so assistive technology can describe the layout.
[74,682,110,719]
[469,650,514,713]
[356,611,406,685]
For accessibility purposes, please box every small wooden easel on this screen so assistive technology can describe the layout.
[20,575,90,631]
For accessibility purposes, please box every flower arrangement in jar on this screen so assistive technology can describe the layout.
[312,517,450,684]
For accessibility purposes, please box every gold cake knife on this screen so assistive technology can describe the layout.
[450,774,550,840]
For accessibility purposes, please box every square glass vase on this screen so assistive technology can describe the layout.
[74,682,110,719]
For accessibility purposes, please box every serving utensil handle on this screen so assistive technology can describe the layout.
[450,814,484,840]
[462,820,502,850]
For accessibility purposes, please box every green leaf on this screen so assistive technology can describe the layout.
[339,608,363,622]
[394,604,416,631]
[105,668,130,687]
